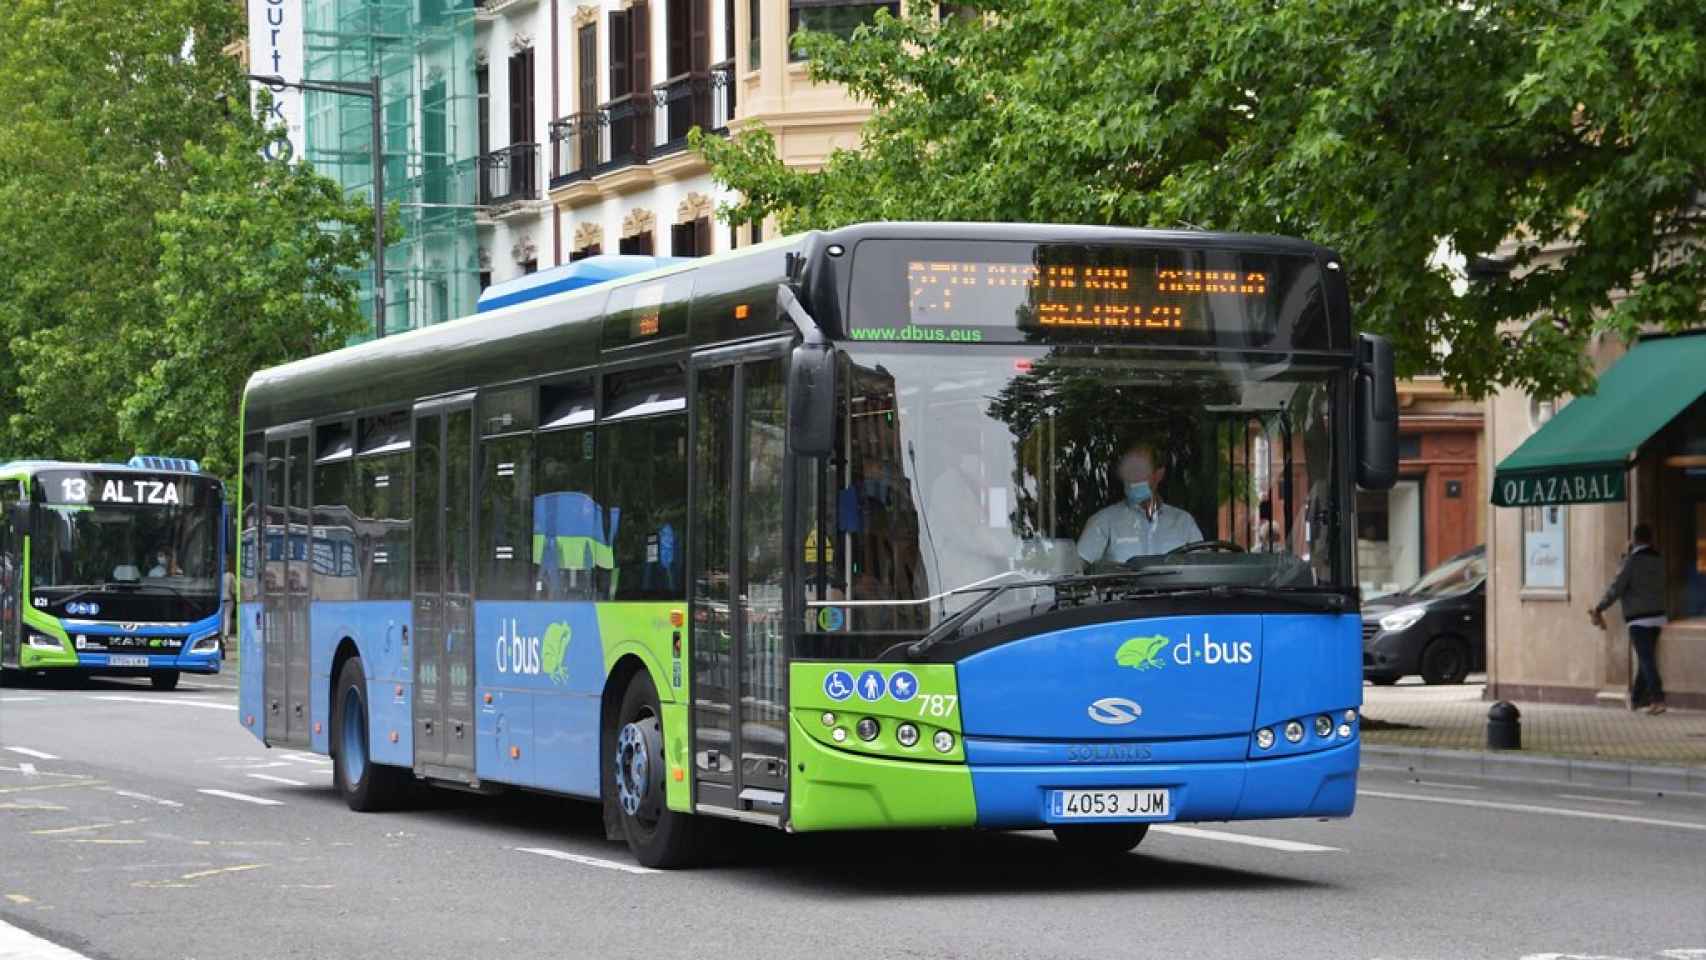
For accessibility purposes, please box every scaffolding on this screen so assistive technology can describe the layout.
[303,0,481,340]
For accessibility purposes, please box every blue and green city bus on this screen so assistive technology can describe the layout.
[0,457,227,691]
[238,222,1396,866]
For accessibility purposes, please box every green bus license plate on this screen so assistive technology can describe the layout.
[107,655,150,667]
[1048,788,1171,821]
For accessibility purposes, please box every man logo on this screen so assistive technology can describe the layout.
[1087,697,1143,725]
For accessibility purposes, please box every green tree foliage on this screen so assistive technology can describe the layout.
[0,0,376,479]
[698,0,1706,399]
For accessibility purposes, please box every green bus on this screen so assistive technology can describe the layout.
[1,457,226,689]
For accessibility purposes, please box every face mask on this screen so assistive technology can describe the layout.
[1125,481,1152,506]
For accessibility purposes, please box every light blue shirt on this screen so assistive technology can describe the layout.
[1077,501,1204,564]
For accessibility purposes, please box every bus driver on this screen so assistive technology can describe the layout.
[1076,441,1202,565]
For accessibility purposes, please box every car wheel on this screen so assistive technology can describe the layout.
[1420,636,1470,685]
[332,657,409,811]
[150,670,180,691]
[609,670,704,868]
[1052,823,1149,855]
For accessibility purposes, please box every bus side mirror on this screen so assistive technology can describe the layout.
[1356,332,1398,490]
[789,343,836,458]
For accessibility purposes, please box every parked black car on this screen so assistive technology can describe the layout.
[1362,545,1486,685]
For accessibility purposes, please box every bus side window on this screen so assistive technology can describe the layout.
[600,415,687,602]
[356,411,412,600]
[241,435,263,603]
[479,431,534,601]
[534,427,601,601]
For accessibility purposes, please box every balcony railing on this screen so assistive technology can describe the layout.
[478,142,540,207]
[710,59,735,132]
[547,68,734,189]
[652,72,711,156]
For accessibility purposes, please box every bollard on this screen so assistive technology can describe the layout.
[1486,700,1521,750]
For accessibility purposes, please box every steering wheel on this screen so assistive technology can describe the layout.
[1164,539,1247,557]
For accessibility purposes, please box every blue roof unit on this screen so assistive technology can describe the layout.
[475,255,687,314]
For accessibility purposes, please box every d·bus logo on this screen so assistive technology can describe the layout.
[1115,632,1253,670]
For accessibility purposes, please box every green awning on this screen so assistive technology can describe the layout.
[1492,333,1706,507]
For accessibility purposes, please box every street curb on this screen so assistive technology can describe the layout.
[1362,744,1706,794]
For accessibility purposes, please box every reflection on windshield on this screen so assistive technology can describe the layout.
[1405,549,1486,599]
[31,500,220,620]
[799,346,1344,653]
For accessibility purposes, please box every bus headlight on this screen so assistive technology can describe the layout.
[932,730,955,754]
[895,723,920,748]
[1255,728,1275,750]
[26,634,61,649]
[189,631,220,654]
[1284,720,1305,743]
[1314,715,1334,738]
[856,718,880,742]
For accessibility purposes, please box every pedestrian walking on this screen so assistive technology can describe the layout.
[1589,523,1668,714]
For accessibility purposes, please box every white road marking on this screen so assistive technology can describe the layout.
[1149,824,1340,853]
[198,789,284,807]
[0,696,45,703]
[1359,789,1706,833]
[112,790,183,808]
[18,764,37,777]
[515,846,660,875]
[281,752,332,766]
[246,773,308,787]
[3,747,58,760]
[1554,793,1643,807]
[88,695,236,711]
[1412,780,1481,791]
[0,918,95,960]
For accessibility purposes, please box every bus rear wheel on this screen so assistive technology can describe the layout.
[610,671,702,868]
[1051,823,1150,855]
[150,671,180,691]
[332,657,408,812]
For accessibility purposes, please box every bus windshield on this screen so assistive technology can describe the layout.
[30,476,221,622]
[800,344,1346,652]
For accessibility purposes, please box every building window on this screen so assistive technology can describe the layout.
[748,0,761,69]
[520,259,538,275]
[475,63,490,158]
[1357,480,1423,598]
[1522,505,1568,591]
[671,217,711,257]
[750,221,762,245]
[577,24,597,112]
[570,244,601,262]
[619,232,654,255]
[609,10,631,96]
[508,47,536,145]
[788,1,898,61]
[479,270,492,291]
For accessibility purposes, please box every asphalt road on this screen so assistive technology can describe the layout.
[2,675,1704,960]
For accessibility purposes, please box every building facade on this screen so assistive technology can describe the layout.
[1484,239,1706,709]
[276,0,884,336]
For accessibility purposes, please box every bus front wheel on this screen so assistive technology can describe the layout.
[150,671,180,691]
[332,658,408,812]
[1052,823,1149,855]
[609,671,703,868]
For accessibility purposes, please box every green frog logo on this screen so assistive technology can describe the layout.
[1115,634,1169,671]
[541,622,572,685]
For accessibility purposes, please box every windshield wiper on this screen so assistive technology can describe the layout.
[906,571,1180,660]
[1114,583,1351,611]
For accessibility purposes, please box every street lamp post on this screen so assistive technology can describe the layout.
[249,73,388,341]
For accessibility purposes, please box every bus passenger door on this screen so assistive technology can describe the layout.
[412,397,477,780]
[263,427,311,746]
[0,480,20,670]
[690,344,789,817]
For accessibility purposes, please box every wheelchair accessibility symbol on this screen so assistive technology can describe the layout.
[823,670,854,702]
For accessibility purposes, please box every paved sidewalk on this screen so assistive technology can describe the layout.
[1360,675,1706,768]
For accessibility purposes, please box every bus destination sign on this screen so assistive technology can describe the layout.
[38,471,203,507]
[907,259,1271,333]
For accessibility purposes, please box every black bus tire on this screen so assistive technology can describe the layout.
[1052,823,1150,855]
[332,657,408,812]
[150,671,180,691]
[609,670,704,868]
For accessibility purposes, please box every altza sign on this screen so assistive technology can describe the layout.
[1494,468,1625,507]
